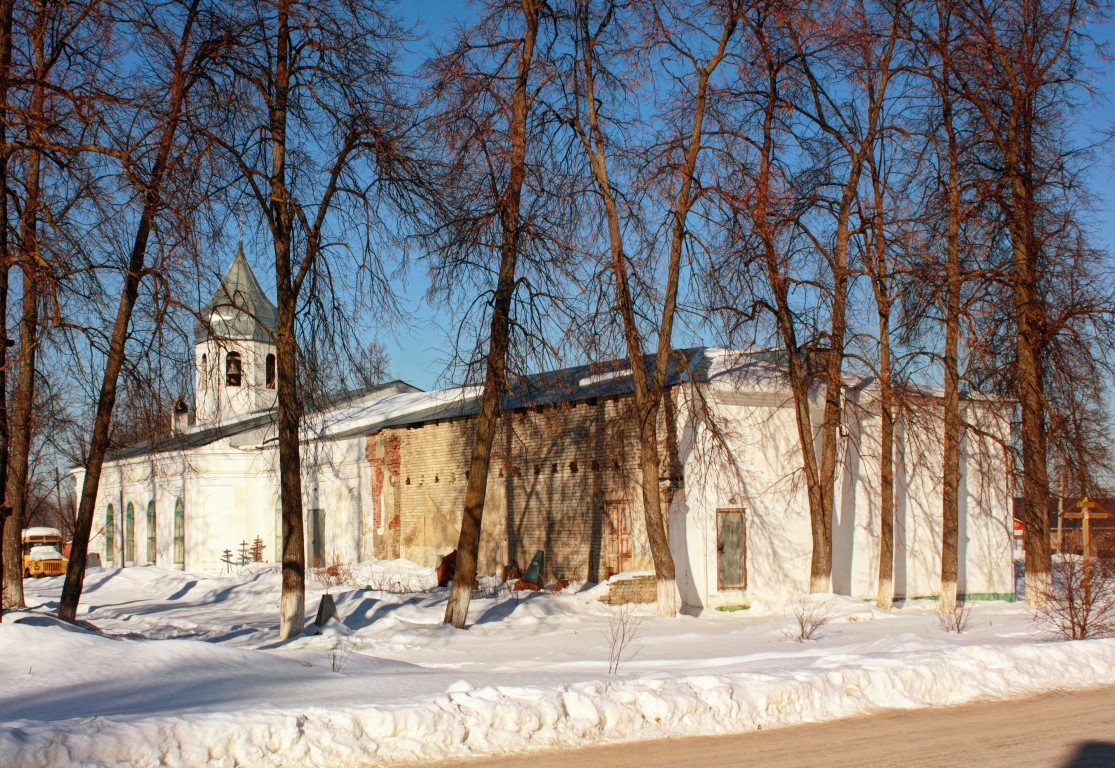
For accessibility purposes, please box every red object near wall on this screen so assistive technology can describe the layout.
[437,550,457,587]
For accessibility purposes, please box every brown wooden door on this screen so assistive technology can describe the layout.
[605,501,632,577]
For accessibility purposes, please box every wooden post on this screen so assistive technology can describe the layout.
[1062,497,1109,562]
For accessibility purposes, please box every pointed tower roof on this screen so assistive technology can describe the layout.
[193,243,277,343]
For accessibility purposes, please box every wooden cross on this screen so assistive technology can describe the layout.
[1062,497,1110,560]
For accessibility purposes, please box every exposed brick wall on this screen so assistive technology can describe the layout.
[366,433,402,560]
[602,575,657,605]
[372,395,668,582]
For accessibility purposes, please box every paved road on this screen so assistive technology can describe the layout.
[433,685,1115,767]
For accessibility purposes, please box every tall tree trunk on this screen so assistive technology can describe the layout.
[1011,97,1051,603]
[267,0,307,640]
[443,0,539,629]
[813,195,857,593]
[1011,206,1051,603]
[866,152,896,611]
[3,272,39,610]
[59,0,200,622]
[949,0,1068,608]
[876,348,895,609]
[793,7,896,592]
[0,0,14,621]
[3,0,47,610]
[938,23,962,612]
[274,275,305,638]
[748,46,827,598]
[568,4,734,615]
[61,233,155,622]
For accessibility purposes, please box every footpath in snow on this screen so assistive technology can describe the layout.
[2,561,1113,767]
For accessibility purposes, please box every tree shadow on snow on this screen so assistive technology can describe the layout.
[1060,741,1115,768]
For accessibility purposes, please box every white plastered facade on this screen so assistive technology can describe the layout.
[670,352,1014,608]
[80,341,1015,609]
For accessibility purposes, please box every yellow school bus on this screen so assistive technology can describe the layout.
[22,527,67,578]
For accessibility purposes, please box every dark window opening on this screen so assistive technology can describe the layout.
[146,501,157,562]
[265,353,276,389]
[716,508,747,590]
[226,352,242,387]
[173,498,185,565]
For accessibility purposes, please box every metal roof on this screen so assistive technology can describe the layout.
[326,347,712,438]
[193,244,278,343]
[104,380,420,462]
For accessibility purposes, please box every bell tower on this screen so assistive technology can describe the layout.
[193,244,278,425]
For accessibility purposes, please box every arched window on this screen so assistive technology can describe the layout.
[226,351,242,387]
[173,498,185,565]
[125,502,136,563]
[146,501,157,563]
[201,353,208,381]
[265,353,276,389]
[105,504,115,564]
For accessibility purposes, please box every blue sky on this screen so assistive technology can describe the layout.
[326,4,1115,392]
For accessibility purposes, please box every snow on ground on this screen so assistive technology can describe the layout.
[2,562,1114,767]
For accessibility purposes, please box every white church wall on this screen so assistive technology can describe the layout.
[837,402,883,600]
[957,403,1014,598]
[194,339,277,425]
[303,436,367,568]
[675,388,816,609]
[676,383,1014,609]
[84,442,280,574]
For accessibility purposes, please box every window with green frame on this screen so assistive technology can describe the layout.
[146,501,157,563]
[105,503,115,564]
[173,498,185,565]
[125,502,136,563]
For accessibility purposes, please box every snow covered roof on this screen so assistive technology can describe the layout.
[100,346,1007,463]
[22,527,62,540]
[323,347,713,439]
[104,380,422,461]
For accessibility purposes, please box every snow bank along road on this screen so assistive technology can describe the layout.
[450,684,1115,768]
[3,564,1115,767]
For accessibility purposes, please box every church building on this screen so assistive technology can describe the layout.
[76,252,1017,610]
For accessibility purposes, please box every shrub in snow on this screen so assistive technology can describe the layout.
[605,602,644,674]
[783,595,833,642]
[936,603,972,634]
[331,639,354,673]
[312,561,355,595]
[1034,557,1115,640]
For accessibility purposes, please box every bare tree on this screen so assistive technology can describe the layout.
[861,136,903,610]
[60,0,220,622]
[947,0,1094,603]
[435,0,550,629]
[2,0,51,610]
[0,0,13,619]
[787,0,902,592]
[926,0,965,613]
[207,0,422,638]
[712,0,828,597]
[561,0,739,614]
[711,0,902,594]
